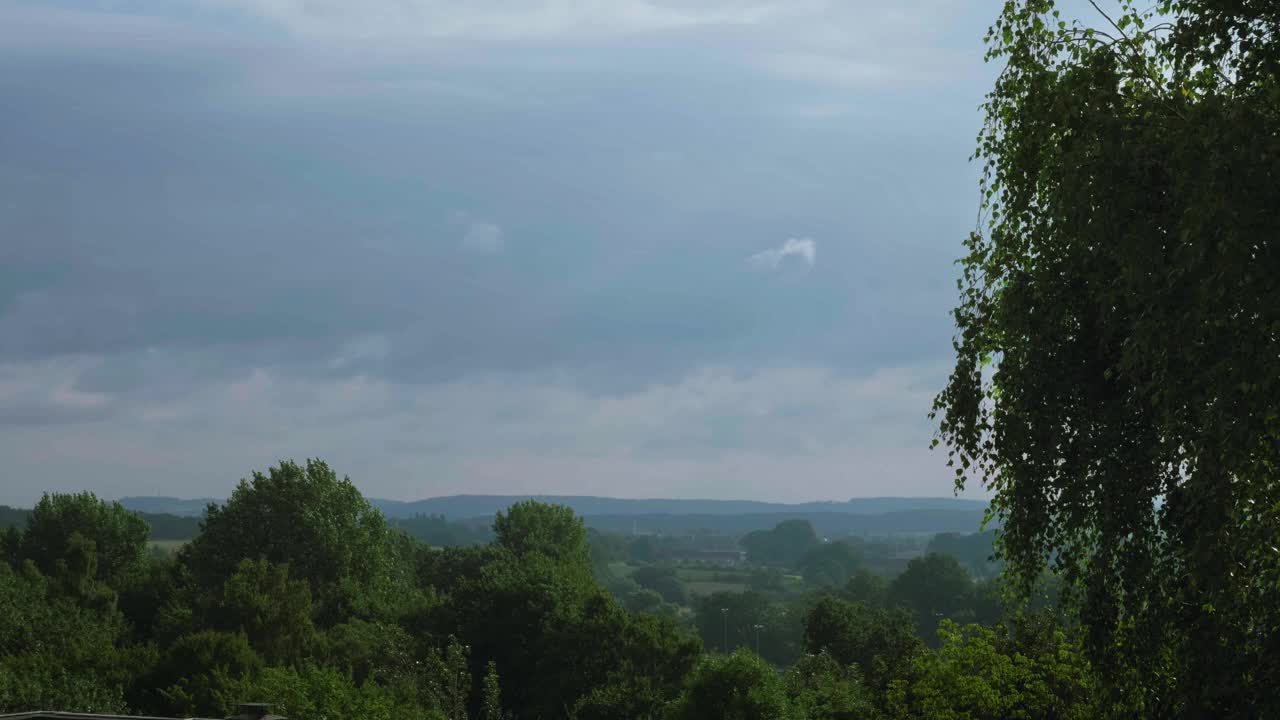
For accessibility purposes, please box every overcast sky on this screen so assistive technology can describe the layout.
[0,0,1001,505]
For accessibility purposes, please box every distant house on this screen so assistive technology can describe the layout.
[659,549,747,565]
[0,704,284,720]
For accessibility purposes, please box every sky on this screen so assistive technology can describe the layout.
[0,0,1002,505]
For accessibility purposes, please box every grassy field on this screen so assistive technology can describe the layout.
[606,561,808,597]
[148,539,187,555]
[685,580,750,595]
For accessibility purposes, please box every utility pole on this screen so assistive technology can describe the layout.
[753,623,764,656]
[720,607,729,653]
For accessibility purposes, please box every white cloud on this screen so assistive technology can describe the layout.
[461,220,505,254]
[0,358,961,503]
[747,238,816,270]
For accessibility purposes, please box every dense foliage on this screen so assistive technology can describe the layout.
[934,0,1279,715]
[0,461,1106,719]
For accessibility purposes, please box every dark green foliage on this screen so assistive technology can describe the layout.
[0,561,131,713]
[740,519,819,565]
[885,618,1097,720]
[624,587,666,614]
[926,531,1000,578]
[694,591,801,665]
[838,569,886,608]
[140,513,202,541]
[628,536,657,563]
[747,567,785,592]
[116,554,180,641]
[566,602,702,720]
[934,1,1280,714]
[668,649,796,720]
[494,500,591,567]
[390,514,491,546]
[180,459,399,624]
[799,541,862,587]
[320,619,417,687]
[20,492,149,588]
[802,596,923,692]
[886,553,975,643]
[0,461,1126,717]
[195,559,317,663]
[0,507,29,532]
[145,630,263,716]
[227,663,426,720]
[785,650,876,720]
[479,661,504,720]
[631,566,688,604]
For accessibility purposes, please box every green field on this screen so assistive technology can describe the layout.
[147,538,187,555]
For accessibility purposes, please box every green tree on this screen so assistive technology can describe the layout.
[199,559,316,663]
[933,1,1280,713]
[838,569,886,608]
[146,630,263,717]
[628,536,657,563]
[799,541,862,587]
[802,596,922,692]
[20,492,149,589]
[926,531,1000,578]
[885,619,1098,720]
[887,553,975,643]
[493,500,590,569]
[180,460,399,624]
[632,566,688,605]
[741,520,819,566]
[229,663,434,720]
[479,661,504,720]
[422,636,469,720]
[0,561,131,713]
[785,650,876,720]
[567,606,701,720]
[694,591,799,665]
[117,553,180,641]
[443,504,697,718]
[668,649,796,720]
[624,587,666,614]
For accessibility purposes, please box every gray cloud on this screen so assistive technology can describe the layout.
[0,0,994,503]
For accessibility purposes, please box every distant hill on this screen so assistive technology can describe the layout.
[365,495,988,520]
[118,496,218,517]
[117,494,987,526]
[583,509,992,536]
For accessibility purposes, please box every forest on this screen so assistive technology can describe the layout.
[0,460,1085,719]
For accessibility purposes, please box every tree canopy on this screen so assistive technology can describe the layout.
[180,459,400,623]
[933,0,1280,714]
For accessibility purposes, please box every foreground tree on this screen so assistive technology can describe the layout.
[668,649,795,720]
[180,460,400,624]
[0,562,132,713]
[934,0,1280,715]
[19,493,148,589]
[802,596,922,692]
[886,618,1098,720]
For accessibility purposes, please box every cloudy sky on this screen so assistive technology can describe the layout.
[0,0,1002,505]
